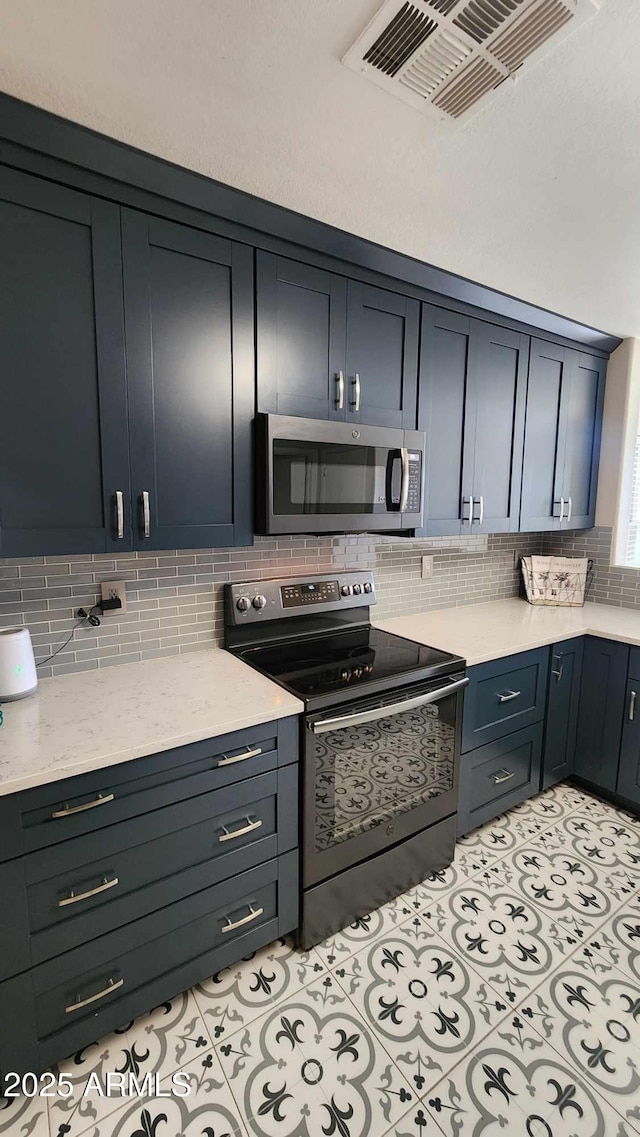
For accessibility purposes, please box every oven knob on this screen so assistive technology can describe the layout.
[341,669,350,681]
[364,582,373,594]
[353,583,363,595]
[236,595,251,612]
[353,667,363,679]
[252,594,268,610]
[341,585,352,597]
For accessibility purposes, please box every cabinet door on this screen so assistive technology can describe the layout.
[345,282,419,428]
[617,678,640,806]
[520,339,569,532]
[122,211,253,550]
[256,253,347,420]
[542,637,584,789]
[467,321,528,534]
[575,637,628,792]
[0,167,131,556]
[561,349,606,530]
[417,306,474,536]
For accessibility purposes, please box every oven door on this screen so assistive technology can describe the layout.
[258,414,425,534]
[303,672,468,887]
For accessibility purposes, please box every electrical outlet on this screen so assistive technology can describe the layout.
[421,555,434,579]
[100,579,127,615]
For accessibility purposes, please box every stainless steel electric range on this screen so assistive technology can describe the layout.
[224,570,467,949]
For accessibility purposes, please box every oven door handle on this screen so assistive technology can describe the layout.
[309,676,469,734]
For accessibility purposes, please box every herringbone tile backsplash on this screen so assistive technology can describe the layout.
[0,532,542,677]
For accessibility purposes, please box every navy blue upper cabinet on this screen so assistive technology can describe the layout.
[520,339,606,531]
[417,305,528,536]
[122,212,253,550]
[345,282,418,428]
[0,168,131,556]
[256,253,418,427]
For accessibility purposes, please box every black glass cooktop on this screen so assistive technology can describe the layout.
[235,626,462,703]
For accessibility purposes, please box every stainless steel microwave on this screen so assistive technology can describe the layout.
[256,414,425,535]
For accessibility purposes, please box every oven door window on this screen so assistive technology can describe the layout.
[310,692,456,854]
[272,440,401,516]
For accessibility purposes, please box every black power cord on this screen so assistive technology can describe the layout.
[35,604,103,668]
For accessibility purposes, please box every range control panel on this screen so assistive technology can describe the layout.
[226,571,376,624]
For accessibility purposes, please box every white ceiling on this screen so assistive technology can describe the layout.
[0,0,639,338]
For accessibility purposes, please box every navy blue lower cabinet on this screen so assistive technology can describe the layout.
[462,648,548,752]
[542,637,584,789]
[458,723,544,835]
[575,637,629,793]
[0,715,300,1077]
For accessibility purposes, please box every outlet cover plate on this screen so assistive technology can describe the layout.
[100,579,127,615]
[421,556,434,579]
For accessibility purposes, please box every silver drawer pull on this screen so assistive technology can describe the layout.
[336,371,344,410]
[497,690,521,703]
[65,977,123,1014]
[217,745,262,767]
[142,490,151,538]
[58,876,120,908]
[218,817,262,844]
[630,691,637,722]
[492,769,516,785]
[52,792,114,819]
[115,490,124,540]
[551,654,564,682]
[222,904,264,934]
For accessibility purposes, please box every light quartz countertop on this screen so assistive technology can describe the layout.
[0,649,302,797]
[376,598,640,667]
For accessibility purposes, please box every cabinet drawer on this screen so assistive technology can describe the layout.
[23,766,298,968]
[629,646,640,682]
[462,648,548,751]
[1,717,298,862]
[458,723,543,835]
[32,853,297,1046]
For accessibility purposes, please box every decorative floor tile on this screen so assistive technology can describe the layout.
[48,1026,132,1137]
[218,975,415,1137]
[84,1049,247,1137]
[490,844,638,923]
[532,811,640,870]
[193,937,326,1039]
[584,900,640,981]
[331,918,512,1094]
[455,812,549,866]
[509,785,585,825]
[422,1016,637,1136]
[0,1093,49,1137]
[520,960,640,1132]
[420,883,595,1004]
[125,988,213,1077]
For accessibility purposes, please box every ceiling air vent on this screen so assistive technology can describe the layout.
[342,0,600,126]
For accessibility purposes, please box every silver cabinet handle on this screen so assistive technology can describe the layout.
[477,495,484,526]
[115,491,124,540]
[222,904,264,934]
[399,447,410,513]
[217,745,262,767]
[58,876,119,908]
[52,792,114,819]
[463,496,474,525]
[556,497,565,522]
[218,817,262,844]
[497,690,521,703]
[630,691,637,722]
[336,371,344,410]
[492,769,515,785]
[141,490,151,538]
[567,495,572,524]
[551,655,564,682]
[65,977,123,1014]
[311,676,469,734]
[352,373,361,411]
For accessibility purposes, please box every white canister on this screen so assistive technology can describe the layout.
[0,626,38,700]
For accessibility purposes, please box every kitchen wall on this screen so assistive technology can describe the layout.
[0,532,542,677]
[543,526,640,609]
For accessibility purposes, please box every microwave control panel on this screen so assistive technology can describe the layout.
[226,571,376,624]
[405,451,422,514]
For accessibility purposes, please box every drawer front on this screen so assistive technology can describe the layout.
[32,853,297,1043]
[25,765,298,966]
[458,723,543,835]
[629,646,640,683]
[4,716,298,859]
[462,648,548,751]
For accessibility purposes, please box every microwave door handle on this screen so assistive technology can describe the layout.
[310,676,469,734]
[385,449,402,511]
[399,447,409,513]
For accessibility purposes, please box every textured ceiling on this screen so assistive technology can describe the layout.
[0,0,639,337]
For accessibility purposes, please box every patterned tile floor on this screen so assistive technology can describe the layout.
[3,781,640,1137]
